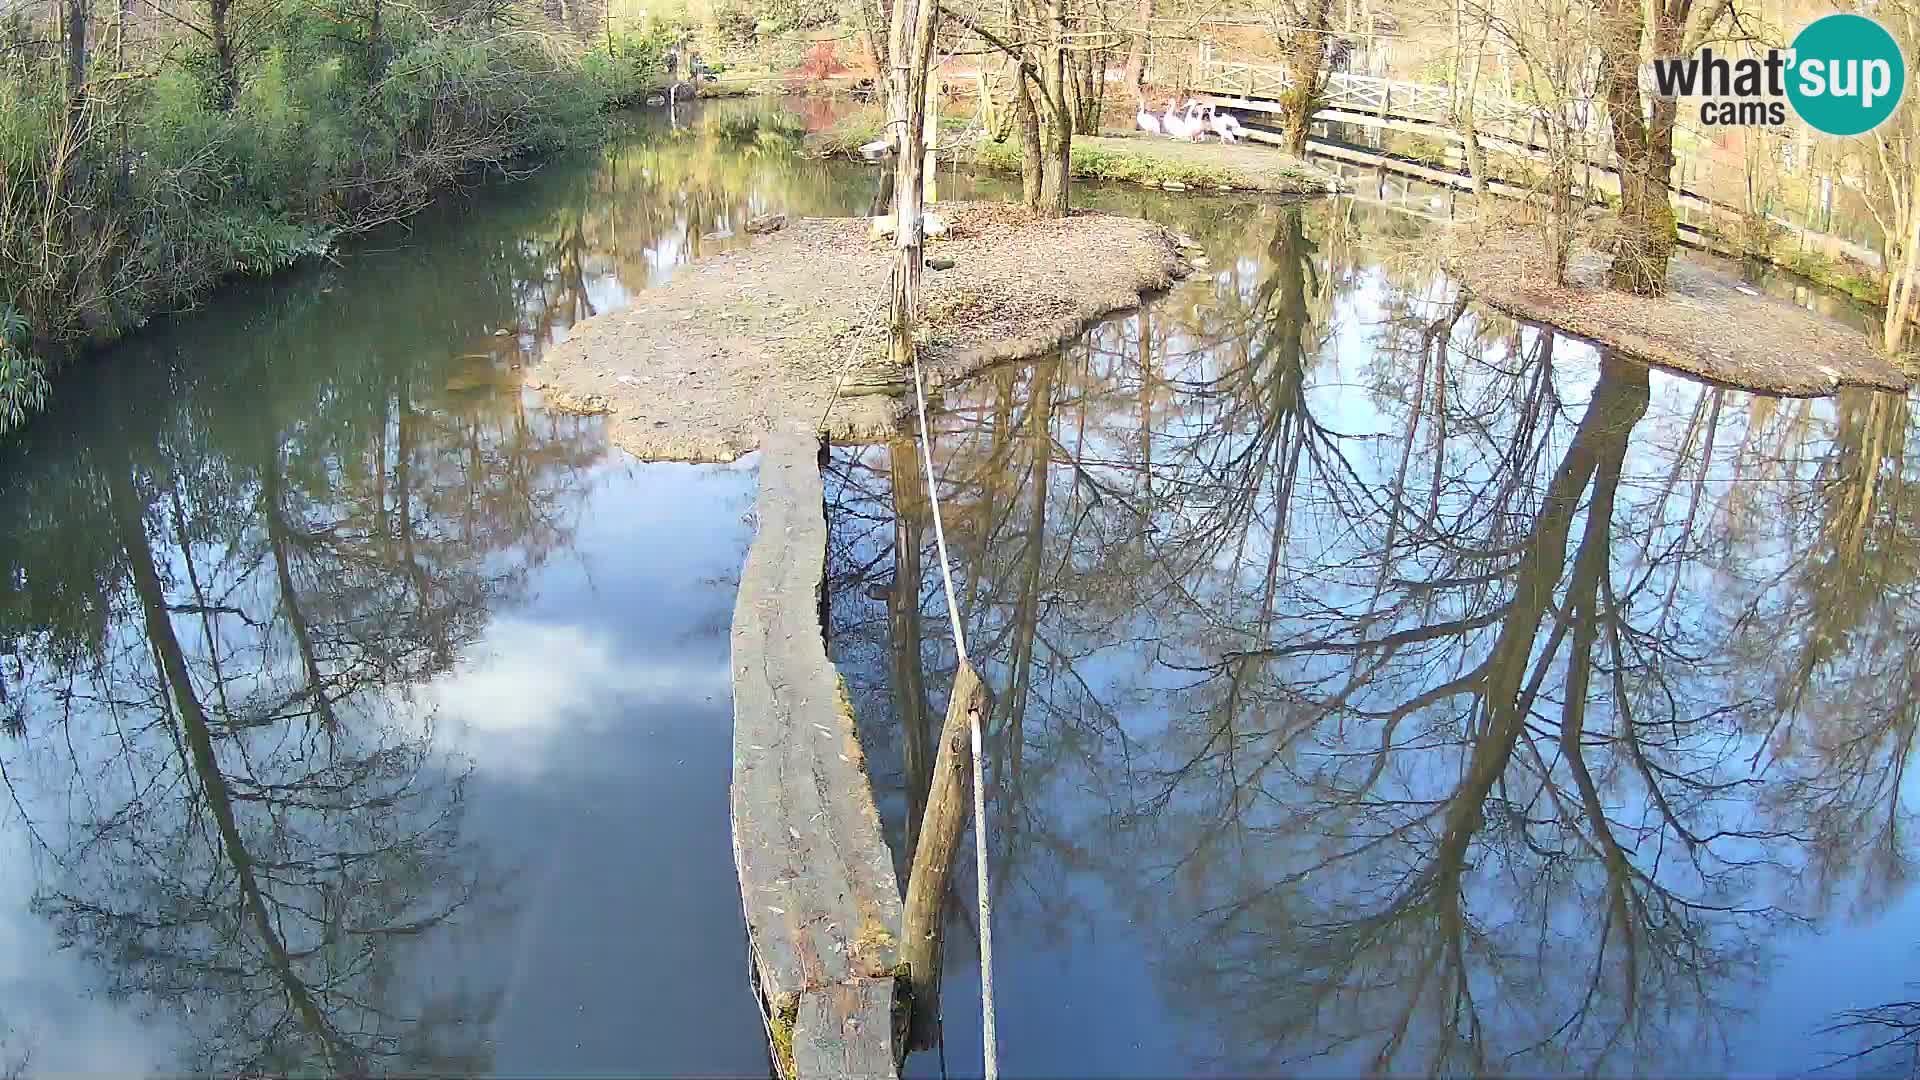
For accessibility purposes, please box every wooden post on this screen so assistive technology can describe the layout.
[901,660,993,1052]
[886,0,939,370]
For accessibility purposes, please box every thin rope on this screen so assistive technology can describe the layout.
[816,297,889,436]
[906,343,998,1080]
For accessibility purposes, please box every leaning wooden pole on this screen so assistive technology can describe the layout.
[901,661,993,1051]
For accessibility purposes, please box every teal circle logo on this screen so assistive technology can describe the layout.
[1787,13,1905,136]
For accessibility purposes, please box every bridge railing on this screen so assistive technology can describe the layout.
[1192,45,1884,271]
[1195,46,1528,132]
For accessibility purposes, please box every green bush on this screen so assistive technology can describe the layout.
[0,5,678,439]
[0,308,47,434]
[583,21,679,105]
[752,0,838,36]
[972,138,1241,189]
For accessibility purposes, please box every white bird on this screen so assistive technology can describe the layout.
[1167,101,1207,141]
[1209,106,1245,143]
[1159,98,1185,137]
[1137,101,1163,136]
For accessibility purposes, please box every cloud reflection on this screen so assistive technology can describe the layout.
[0,834,176,1079]
[424,616,731,778]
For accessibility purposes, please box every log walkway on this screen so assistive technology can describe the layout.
[731,423,905,1080]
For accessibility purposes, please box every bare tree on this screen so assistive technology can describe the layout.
[1856,0,1920,354]
[1592,0,1743,294]
[1269,0,1335,155]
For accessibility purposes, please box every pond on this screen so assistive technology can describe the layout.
[0,99,1912,1077]
[825,198,1920,1075]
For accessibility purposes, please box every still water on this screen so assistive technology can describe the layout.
[826,204,1920,1076]
[0,99,1911,1077]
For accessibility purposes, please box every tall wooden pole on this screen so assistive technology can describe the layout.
[887,0,940,370]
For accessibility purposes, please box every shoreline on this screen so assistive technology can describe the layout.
[1445,227,1912,396]
[534,204,1188,461]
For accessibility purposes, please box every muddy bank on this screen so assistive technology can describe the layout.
[1446,228,1910,395]
[533,203,1184,461]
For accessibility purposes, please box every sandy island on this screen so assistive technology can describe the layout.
[1446,227,1910,396]
[532,203,1185,461]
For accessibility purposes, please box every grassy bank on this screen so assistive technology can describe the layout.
[808,104,1338,195]
[0,5,681,436]
[971,134,1338,195]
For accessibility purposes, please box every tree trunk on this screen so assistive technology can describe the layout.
[1596,0,1676,295]
[851,0,889,76]
[1451,0,1488,199]
[1885,193,1919,354]
[1275,0,1333,156]
[1121,0,1152,90]
[369,0,384,74]
[1068,36,1102,134]
[64,0,88,102]
[901,661,992,1052]
[210,0,235,110]
[1039,109,1070,214]
[1012,70,1043,210]
[1033,0,1072,214]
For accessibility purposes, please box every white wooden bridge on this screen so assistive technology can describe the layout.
[1189,47,1875,266]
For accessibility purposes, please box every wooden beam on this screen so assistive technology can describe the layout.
[901,661,992,1052]
[732,423,906,1080]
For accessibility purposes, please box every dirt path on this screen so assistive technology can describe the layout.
[533,203,1184,461]
[1447,228,1910,396]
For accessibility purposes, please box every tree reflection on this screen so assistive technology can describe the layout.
[825,197,1920,1074]
[0,275,601,1074]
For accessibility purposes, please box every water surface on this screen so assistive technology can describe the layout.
[827,197,1920,1078]
[0,102,878,1076]
[2,99,1910,1079]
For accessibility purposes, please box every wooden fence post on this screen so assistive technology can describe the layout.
[901,660,994,1053]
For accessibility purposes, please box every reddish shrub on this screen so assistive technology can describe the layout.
[790,41,848,83]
